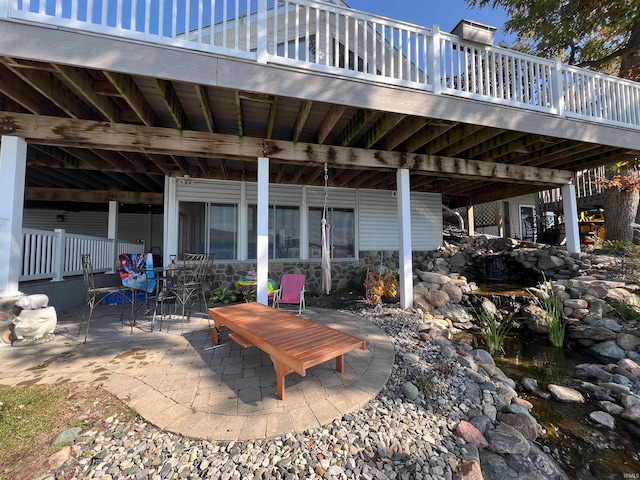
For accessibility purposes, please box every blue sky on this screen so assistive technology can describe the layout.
[343,0,515,45]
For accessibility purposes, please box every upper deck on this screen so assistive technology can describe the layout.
[4,0,639,131]
[0,0,638,208]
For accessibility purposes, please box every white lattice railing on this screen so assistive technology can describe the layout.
[3,0,640,130]
[21,228,145,281]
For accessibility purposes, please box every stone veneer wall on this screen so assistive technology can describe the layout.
[209,250,430,294]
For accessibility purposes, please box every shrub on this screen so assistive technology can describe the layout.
[364,268,398,305]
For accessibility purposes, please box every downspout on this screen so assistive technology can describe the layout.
[442,205,465,230]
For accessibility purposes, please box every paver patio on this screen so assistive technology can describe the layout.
[0,304,394,441]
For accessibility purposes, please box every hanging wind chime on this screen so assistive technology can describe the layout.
[321,162,331,295]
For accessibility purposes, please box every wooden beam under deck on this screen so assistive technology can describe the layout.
[0,112,574,186]
[25,187,163,205]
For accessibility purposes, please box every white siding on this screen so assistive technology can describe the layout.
[22,209,164,251]
[307,186,356,208]
[358,189,442,250]
[411,192,443,250]
[246,183,303,205]
[176,179,242,203]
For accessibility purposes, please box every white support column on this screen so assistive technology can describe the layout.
[107,200,119,273]
[256,157,270,305]
[238,181,248,260]
[396,169,413,309]
[163,176,179,266]
[562,184,580,253]
[300,186,309,259]
[0,136,27,298]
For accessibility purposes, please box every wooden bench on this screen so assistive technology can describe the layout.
[208,302,366,400]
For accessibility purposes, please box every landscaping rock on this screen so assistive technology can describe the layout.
[591,340,626,360]
[486,423,530,456]
[548,384,585,403]
[589,411,615,429]
[456,420,489,449]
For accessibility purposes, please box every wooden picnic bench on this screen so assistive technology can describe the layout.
[208,302,366,400]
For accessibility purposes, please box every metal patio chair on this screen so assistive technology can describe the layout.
[168,253,211,332]
[78,253,135,343]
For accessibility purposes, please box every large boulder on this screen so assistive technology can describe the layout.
[567,325,617,341]
[438,303,473,325]
[537,255,565,270]
[486,423,530,456]
[591,340,626,360]
[424,290,450,308]
[496,412,540,440]
[521,304,549,334]
[441,282,463,303]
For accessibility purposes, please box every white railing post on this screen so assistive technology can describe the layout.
[257,0,268,63]
[52,228,65,282]
[0,0,10,19]
[430,24,442,95]
[551,58,565,117]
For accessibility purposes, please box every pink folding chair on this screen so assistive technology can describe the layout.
[271,273,306,315]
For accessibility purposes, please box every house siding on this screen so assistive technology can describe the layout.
[175,180,441,253]
[359,189,442,251]
[22,210,164,250]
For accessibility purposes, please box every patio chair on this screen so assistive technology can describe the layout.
[169,253,211,332]
[78,253,135,343]
[272,273,306,315]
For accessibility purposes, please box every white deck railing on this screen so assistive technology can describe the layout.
[3,0,640,130]
[539,166,606,208]
[21,228,145,281]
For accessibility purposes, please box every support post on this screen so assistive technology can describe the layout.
[0,136,27,298]
[107,200,119,273]
[238,181,248,260]
[256,157,269,305]
[51,228,65,282]
[562,184,580,253]
[163,176,178,266]
[467,205,475,236]
[396,169,413,309]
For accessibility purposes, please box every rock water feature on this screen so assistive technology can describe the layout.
[493,335,640,479]
[411,235,640,479]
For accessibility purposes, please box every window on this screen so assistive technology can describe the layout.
[309,207,355,259]
[208,204,238,259]
[248,205,300,259]
[178,202,237,259]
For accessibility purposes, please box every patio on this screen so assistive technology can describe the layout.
[0,304,394,441]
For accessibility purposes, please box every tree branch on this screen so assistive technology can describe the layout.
[576,46,628,69]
